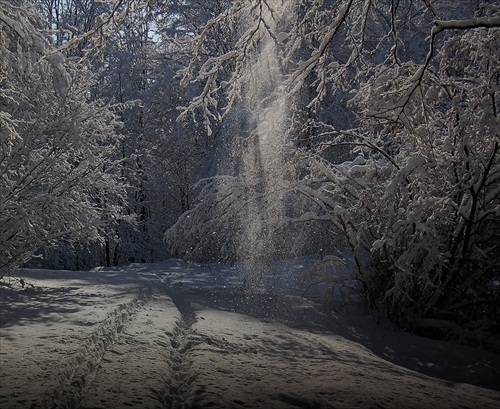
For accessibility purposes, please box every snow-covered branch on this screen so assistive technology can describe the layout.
[432,16,500,35]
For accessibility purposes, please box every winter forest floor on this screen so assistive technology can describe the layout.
[0,259,499,409]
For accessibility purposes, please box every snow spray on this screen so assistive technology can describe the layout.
[236,0,295,288]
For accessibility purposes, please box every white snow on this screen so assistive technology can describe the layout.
[1,259,499,408]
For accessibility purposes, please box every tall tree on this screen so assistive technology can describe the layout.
[90,1,221,265]
[15,0,227,267]
[0,0,131,276]
[167,0,500,344]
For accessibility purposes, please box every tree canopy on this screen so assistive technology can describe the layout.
[1,0,498,347]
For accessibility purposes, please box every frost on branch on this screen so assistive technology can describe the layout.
[335,18,499,343]
[0,0,130,277]
[170,0,499,345]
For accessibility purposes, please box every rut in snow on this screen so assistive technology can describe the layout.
[37,288,152,409]
[155,293,198,409]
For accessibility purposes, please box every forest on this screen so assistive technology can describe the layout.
[1,0,499,347]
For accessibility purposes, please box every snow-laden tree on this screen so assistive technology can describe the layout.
[350,20,500,342]
[166,0,499,345]
[0,0,131,276]
[6,0,224,267]
[33,0,108,52]
[85,2,223,265]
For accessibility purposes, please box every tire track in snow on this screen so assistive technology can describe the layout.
[36,288,152,409]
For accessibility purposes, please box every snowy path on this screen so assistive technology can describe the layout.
[79,293,180,408]
[1,260,499,408]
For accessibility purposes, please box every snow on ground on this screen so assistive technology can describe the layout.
[1,259,499,408]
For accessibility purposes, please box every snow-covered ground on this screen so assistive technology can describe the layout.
[1,259,499,408]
